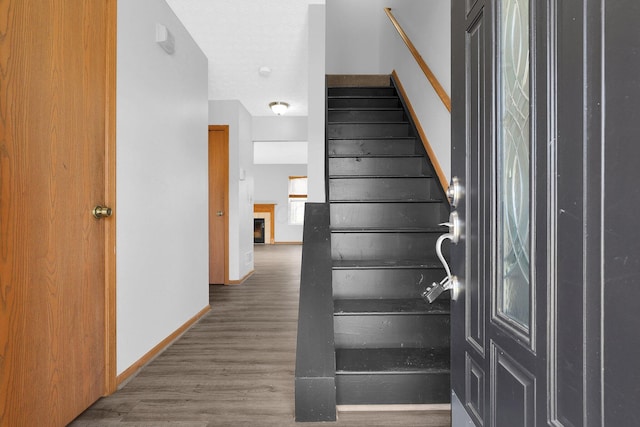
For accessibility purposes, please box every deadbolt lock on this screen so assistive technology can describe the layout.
[447,176,464,207]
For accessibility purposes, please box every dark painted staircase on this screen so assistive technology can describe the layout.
[327,80,451,406]
[294,76,451,422]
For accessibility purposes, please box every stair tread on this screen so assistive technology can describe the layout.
[329,199,445,204]
[328,85,394,89]
[328,121,409,126]
[333,260,444,270]
[330,226,447,233]
[329,174,432,179]
[335,348,450,374]
[328,95,399,99]
[334,298,450,316]
[329,156,423,160]
[328,136,415,140]
[328,107,404,111]
[329,153,424,159]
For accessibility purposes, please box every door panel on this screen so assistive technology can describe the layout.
[602,1,640,425]
[208,126,229,285]
[491,343,535,427]
[0,0,116,424]
[550,3,587,423]
[465,10,487,357]
[452,0,547,425]
[452,0,494,425]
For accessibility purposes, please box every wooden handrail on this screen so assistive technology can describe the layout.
[393,71,449,192]
[384,8,451,113]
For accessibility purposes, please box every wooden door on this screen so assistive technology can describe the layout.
[451,0,640,425]
[208,126,229,284]
[0,0,116,425]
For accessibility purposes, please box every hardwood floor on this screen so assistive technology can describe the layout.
[71,245,451,426]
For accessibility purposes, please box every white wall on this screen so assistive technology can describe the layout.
[117,0,209,375]
[209,100,255,281]
[307,4,327,202]
[380,0,451,181]
[254,164,308,242]
[326,0,385,74]
[326,0,451,181]
[253,116,308,141]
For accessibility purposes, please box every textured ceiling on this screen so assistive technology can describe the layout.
[165,0,321,117]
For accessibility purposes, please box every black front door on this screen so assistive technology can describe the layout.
[450,0,640,425]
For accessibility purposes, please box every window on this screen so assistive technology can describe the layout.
[288,176,307,225]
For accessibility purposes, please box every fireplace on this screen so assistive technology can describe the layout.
[254,218,265,244]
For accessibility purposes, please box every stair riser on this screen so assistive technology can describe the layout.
[329,177,435,201]
[328,123,411,138]
[328,98,401,109]
[334,315,450,348]
[328,87,397,97]
[329,157,426,177]
[330,202,447,228]
[335,373,450,405]
[331,232,444,261]
[328,139,417,156]
[332,269,445,299]
[328,109,405,122]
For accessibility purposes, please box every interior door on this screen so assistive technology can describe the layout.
[0,0,116,425]
[450,0,548,425]
[208,126,229,284]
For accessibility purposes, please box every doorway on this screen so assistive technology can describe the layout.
[254,203,276,244]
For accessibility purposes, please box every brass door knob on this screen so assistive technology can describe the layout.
[216,211,224,217]
[93,205,113,219]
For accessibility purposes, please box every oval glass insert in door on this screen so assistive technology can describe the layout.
[498,0,531,329]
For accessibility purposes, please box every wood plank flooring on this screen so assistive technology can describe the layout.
[71,245,451,426]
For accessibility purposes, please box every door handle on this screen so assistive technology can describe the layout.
[216,211,224,217]
[444,211,462,244]
[422,211,462,303]
[92,205,113,219]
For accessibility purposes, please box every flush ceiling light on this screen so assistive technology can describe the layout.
[269,101,289,115]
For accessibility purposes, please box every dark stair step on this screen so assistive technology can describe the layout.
[334,298,450,316]
[333,267,447,300]
[333,296,450,351]
[328,108,405,123]
[328,96,401,109]
[331,228,447,262]
[328,137,418,156]
[328,153,423,158]
[332,259,444,270]
[328,122,411,138]
[329,176,437,201]
[328,156,429,177]
[335,348,450,405]
[333,300,450,348]
[328,86,397,97]
[330,201,449,229]
[336,347,450,373]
